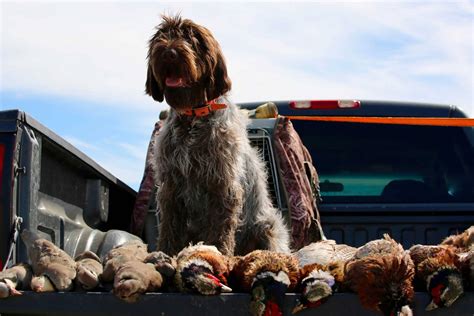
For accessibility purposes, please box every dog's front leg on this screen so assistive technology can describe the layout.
[202,188,243,256]
[156,194,189,256]
[157,214,185,256]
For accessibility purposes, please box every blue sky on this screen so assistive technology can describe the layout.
[1,1,473,190]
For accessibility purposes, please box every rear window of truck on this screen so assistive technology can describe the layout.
[292,121,474,204]
[0,143,4,194]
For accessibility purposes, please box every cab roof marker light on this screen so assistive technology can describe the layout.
[289,100,361,110]
[338,100,361,108]
[290,101,312,109]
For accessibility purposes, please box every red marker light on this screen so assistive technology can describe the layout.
[289,100,360,110]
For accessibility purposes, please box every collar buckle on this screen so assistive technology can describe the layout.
[182,99,227,117]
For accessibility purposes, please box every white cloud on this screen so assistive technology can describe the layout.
[2,2,162,111]
[2,2,472,114]
[1,1,473,188]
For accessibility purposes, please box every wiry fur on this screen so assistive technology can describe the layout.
[345,255,415,313]
[344,235,415,315]
[146,15,290,256]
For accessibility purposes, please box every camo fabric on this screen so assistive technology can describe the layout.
[273,117,324,249]
[130,120,162,236]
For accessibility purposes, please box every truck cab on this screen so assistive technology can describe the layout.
[241,100,474,248]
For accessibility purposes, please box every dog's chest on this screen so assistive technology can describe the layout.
[157,119,243,187]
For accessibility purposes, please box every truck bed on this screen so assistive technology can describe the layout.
[0,292,473,316]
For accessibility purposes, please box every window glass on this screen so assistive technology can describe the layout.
[292,121,474,203]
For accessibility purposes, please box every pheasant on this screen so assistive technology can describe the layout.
[100,240,167,301]
[230,250,299,316]
[0,263,32,298]
[441,226,473,249]
[345,234,415,316]
[75,251,103,291]
[21,229,76,292]
[144,251,177,290]
[292,263,335,314]
[113,261,163,302]
[292,240,357,313]
[175,243,232,295]
[294,239,357,268]
[441,226,474,289]
[101,240,148,283]
[409,244,464,310]
[458,249,474,290]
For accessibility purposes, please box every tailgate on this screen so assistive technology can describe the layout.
[0,292,473,316]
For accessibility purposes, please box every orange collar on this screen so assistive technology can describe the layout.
[182,99,227,117]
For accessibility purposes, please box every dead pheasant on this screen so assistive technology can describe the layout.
[100,240,169,301]
[292,263,335,314]
[409,244,464,310]
[21,230,76,292]
[144,251,177,290]
[175,243,232,295]
[441,226,474,250]
[457,249,474,290]
[295,239,357,268]
[345,234,415,316]
[230,250,299,316]
[441,226,474,289]
[0,263,32,298]
[75,251,103,291]
[113,261,163,302]
[292,240,357,313]
[101,240,148,283]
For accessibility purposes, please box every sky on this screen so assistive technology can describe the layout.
[1,1,473,190]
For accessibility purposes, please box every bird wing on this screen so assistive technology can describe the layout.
[294,240,357,267]
[354,235,403,260]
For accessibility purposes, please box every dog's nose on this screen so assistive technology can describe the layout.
[162,48,178,62]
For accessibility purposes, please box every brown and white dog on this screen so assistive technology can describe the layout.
[145,15,290,256]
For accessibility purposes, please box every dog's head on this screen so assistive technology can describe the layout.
[146,15,232,111]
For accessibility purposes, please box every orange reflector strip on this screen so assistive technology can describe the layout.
[284,116,474,127]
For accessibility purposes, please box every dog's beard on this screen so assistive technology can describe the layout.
[152,56,207,110]
[164,85,207,110]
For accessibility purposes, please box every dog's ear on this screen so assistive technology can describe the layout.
[146,64,164,102]
[206,50,232,101]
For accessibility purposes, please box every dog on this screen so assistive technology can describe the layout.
[145,15,290,256]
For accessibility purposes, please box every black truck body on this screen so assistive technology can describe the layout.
[241,100,474,249]
[0,101,473,315]
[0,109,140,270]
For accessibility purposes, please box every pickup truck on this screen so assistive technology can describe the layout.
[0,101,472,315]
[240,100,474,249]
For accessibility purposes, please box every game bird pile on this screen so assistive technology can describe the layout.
[1,227,472,316]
